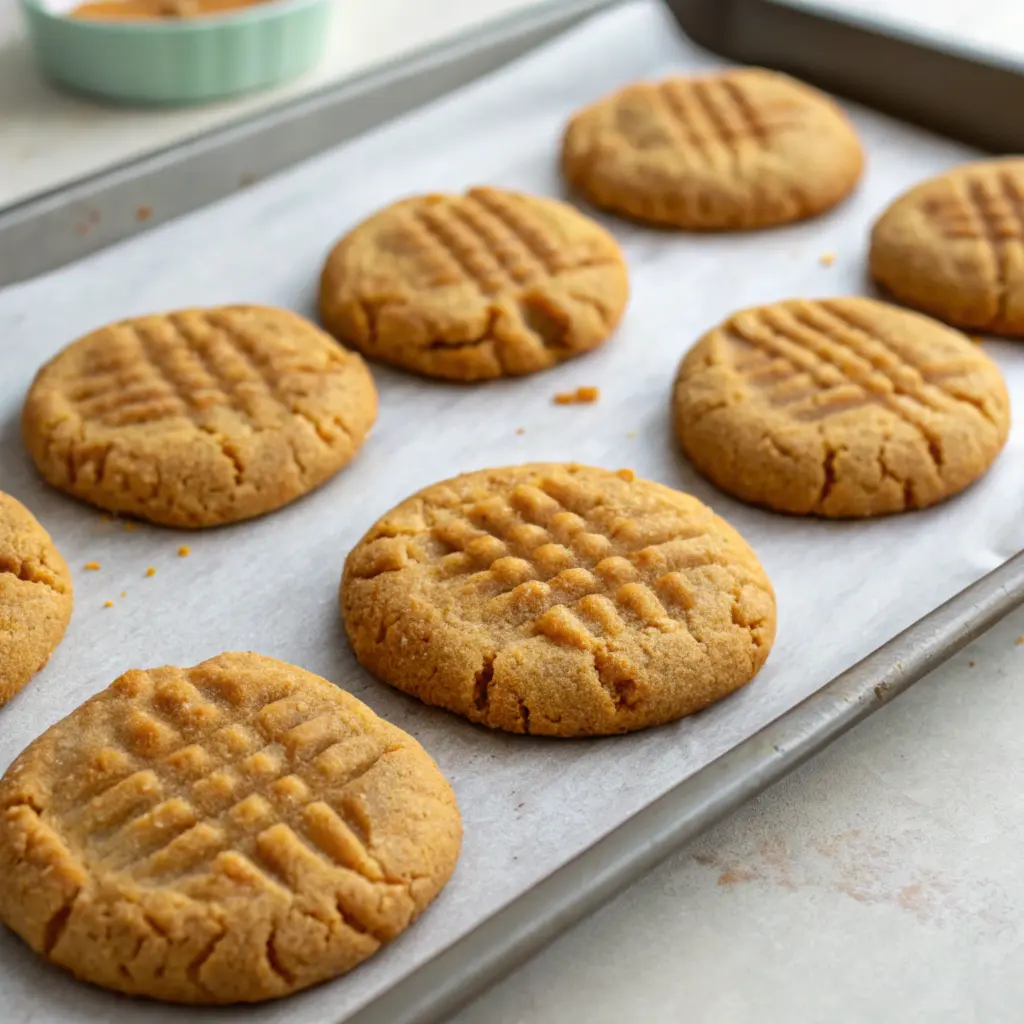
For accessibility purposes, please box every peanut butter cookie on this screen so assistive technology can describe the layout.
[870,158,1024,335]
[23,306,378,528]
[341,464,775,736]
[0,652,461,1004]
[318,187,629,381]
[673,297,1010,517]
[562,68,864,230]
[0,491,73,706]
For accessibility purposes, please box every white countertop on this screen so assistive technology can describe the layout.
[0,0,541,210]
[3,0,1024,212]
[4,1,1024,1022]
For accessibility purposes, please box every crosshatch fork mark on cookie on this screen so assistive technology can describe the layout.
[657,77,793,161]
[435,484,693,638]
[925,172,1024,244]
[924,172,1024,320]
[356,474,763,655]
[725,300,996,444]
[405,190,582,295]
[68,312,329,431]
[55,669,403,924]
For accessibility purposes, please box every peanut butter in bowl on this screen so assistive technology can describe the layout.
[69,0,274,20]
[24,0,331,104]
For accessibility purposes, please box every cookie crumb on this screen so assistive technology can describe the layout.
[819,251,836,267]
[120,591,127,598]
[136,205,153,223]
[145,567,156,578]
[616,468,635,482]
[84,561,101,571]
[554,386,600,405]
[1016,636,1023,646]
[123,521,136,532]
[969,660,976,667]
[103,601,114,609]
[178,546,191,558]
[515,427,526,436]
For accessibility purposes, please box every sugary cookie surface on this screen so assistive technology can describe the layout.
[318,187,629,381]
[22,306,378,528]
[0,491,73,706]
[870,158,1024,335]
[673,297,1010,517]
[342,464,775,736]
[0,652,461,1003]
[562,68,864,230]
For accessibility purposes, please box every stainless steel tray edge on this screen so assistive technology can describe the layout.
[350,551,1024,1024]
[0,0,618,287]
[667,0,1024,152]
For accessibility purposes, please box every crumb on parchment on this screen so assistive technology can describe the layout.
[1017,637,1023,646]
[123,521,136,532]
[145,567,156,578]
[103,601,114,609]
[515,427,525,436]
[84,562,100,571]
[819,252,836,267]
[178,546,190,558]
[554,386,600,405]
[120,591,127,598]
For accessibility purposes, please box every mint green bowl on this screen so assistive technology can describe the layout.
[19,0,332,105]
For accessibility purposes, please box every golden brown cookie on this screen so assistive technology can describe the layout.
[673,297,1010,517]
[561,68,864,230]
[870,158,1024,335]
[0,652,461,1004]
[23,306,378,528]
[318,187,629,381]
[341,464,775,737]
[0,491,73,706]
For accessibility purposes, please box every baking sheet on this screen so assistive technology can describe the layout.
[0,0,1021,1020]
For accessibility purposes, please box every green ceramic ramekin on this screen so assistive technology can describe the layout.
[19,0,332,105]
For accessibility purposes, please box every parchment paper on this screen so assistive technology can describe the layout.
[1,2,1021,1020]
